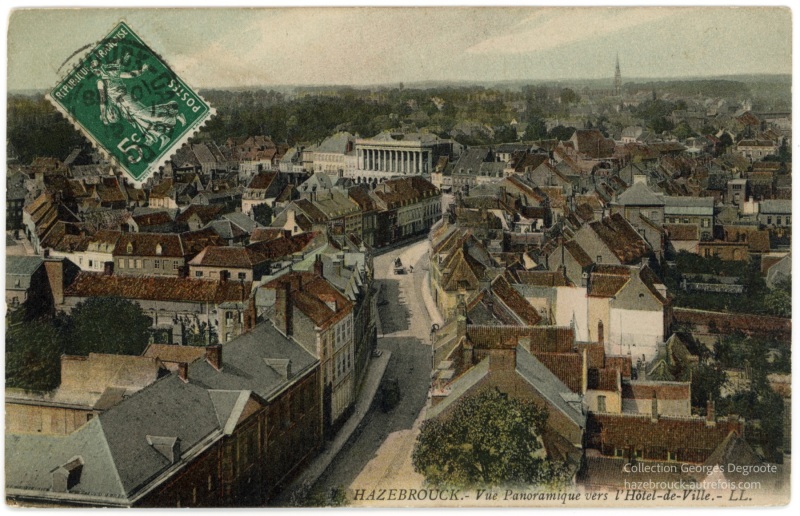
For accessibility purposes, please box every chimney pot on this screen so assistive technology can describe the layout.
[178,362,189,382]
[206,345,222,371]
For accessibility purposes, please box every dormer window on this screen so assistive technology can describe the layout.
[156,243,163,256]
[126,242,133,254]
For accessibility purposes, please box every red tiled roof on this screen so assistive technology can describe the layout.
[250,228,288,243]
[588,368,619,391]
[372,176,439,208]
[513,270,568,287]
[181,228,227,257]
[605,356,633,378]
[490,275,542,326]
[113,233,183,258]
[665,224,699,241]
[622,382,690,401]
[564,240,594,268]
[589,214,650,264]
[673,308,791,337]
[132,211,173,227]
[588,269,630,298]
[142,344,206,365]
[176,204,224,224]
[246,171,279,190]
[588,413,742,457]
[263,271,353,329]
[65,272,251,303]
[571,130,615,159]
[578,343,606,369]
[534,352,583,393]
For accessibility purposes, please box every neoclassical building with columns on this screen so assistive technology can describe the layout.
[351,132,453,184]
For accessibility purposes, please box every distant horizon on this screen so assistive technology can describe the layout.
[8,8,791,92]
[8,72,792,97]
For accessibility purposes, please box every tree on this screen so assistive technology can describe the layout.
[67,297,152,356]
[412,390,567,488]
[548,125,577,142]
[672,121,696,141]
[764,277,791,317]
[251,203,273,226]
[6,316,64,391]
[559,88,580,106]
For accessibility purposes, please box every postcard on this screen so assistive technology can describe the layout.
[4,6,792,508]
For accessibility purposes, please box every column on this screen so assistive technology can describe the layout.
[357,149,362,170]
[392,150,397,173]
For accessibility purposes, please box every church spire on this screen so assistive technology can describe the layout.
[614,53,622,96]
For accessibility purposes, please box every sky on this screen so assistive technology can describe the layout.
[6,6,793,91]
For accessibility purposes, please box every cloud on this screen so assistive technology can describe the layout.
[465,7,681,55]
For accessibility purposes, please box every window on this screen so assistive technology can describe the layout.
[614,447,625,458]
[155,259,160,269]
[135,259,142,268]
[787,216,791,225]
[196,271,203,277]
[667,451,677,462]
[767,216,772,225]
[79,257,83,265]
[173,261,179,270]
[238,272,247,280]
[777,217,782,225]
[650,211,658,220]
[119,259,125,269]
[597,395,607,413]
[701,218,709,228]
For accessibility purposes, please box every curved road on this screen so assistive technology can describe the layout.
[310,238,435,500]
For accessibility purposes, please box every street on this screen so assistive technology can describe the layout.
[309,238,435,501]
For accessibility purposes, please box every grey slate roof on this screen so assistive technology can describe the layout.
[187,322,317,401]
[222,212,260,232]
[426,359,490,420]
[515,345,585,429]
[615,181,664,207]
[663,196,715,216]
[6,322,318,504]
[315,132,354,154]
[6,255,44,276]
[760,199,791,214]
[5,375,222,503]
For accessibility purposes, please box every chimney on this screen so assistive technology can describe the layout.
[581,347,588,395]
[103,261,114,276]
[314,254,324,278]
[706,400,716,427]
[43,258,65,306]
[456,294,467,339]
[206,345,222,371]
[597,320,604,347]
[178,362,189,383]
[650,393,659,423]
[274,282,292,336]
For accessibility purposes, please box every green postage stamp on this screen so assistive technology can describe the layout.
[46,21,214,185]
